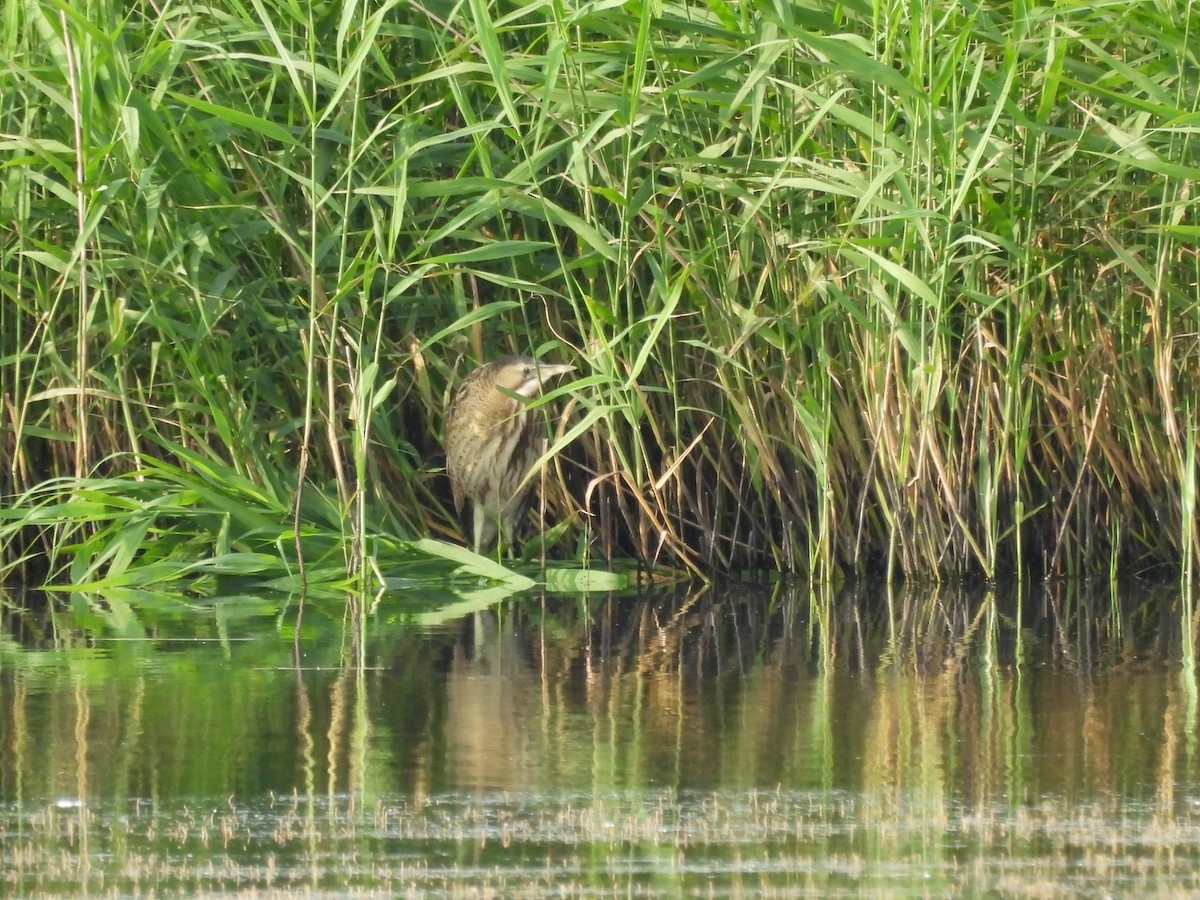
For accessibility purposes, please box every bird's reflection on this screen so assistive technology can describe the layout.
[444,611,539,791]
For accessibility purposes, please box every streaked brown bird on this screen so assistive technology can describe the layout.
[445,355,576,553]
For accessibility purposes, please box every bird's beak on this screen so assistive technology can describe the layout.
[536,362,576,382]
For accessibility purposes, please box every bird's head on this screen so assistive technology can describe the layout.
[492,355,576,398]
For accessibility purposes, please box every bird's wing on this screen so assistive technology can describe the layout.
[449,466,466,514]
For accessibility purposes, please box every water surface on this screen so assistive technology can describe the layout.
[2,583,1198,895]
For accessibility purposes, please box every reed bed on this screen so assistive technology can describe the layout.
[1,0,1197,590]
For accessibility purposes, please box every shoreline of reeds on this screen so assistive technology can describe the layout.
[1,0,1197,593]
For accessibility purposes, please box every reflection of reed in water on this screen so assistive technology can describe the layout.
[433,581,1186,807]
[444,611,538,792]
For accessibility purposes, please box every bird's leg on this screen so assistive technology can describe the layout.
[472,505,505,558]
[472,505,486,555]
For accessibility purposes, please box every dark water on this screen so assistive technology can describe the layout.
[2,583,1200,896]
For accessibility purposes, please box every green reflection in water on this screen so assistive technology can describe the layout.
[1,582,1199,895]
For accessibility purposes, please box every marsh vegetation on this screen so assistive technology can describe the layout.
[1,0,1198,593]
[5,6,1199,892]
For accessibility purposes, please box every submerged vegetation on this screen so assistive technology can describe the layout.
[1,0,1198,593]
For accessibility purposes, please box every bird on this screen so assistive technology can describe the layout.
[444,355,576,554]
